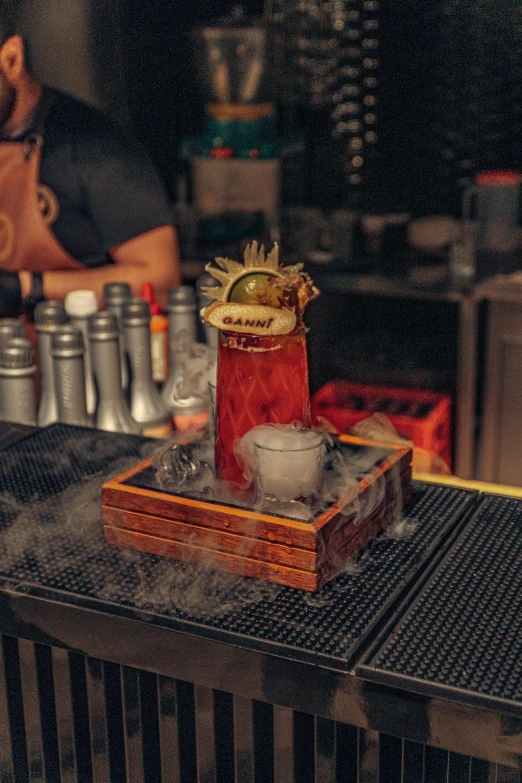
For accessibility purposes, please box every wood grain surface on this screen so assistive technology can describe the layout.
[102,437,412,591]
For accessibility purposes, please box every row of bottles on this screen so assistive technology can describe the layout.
[0,277,218,438]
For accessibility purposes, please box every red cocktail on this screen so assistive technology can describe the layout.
[215,329,311,486]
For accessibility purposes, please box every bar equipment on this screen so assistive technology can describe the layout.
[478,281,522,484]
[121,299,170,439]
[35,300,68,427]
[102,282,132,390]
[462,170,521,254]
[312,382,452,469]
[88,312,141,435]
[0,338,37,425]
[184,7,281,249]
[51,326,91,428]
[64,290,98,416]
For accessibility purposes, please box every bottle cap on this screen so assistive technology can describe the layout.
[0,318,25,342]
[88,311,119,340]
[0,338,35,369]
[34,300,67,327]
[141,281,154,305]
[64,290,98,318]
[150,312,168,332]
[122,298,151,326]
[167,286,196,310]
[476,170,522,186]
[51,325,85,357]
[103,282,132,306]
[210,147,234,159]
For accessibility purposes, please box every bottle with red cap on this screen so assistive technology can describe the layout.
[462,170,521,254]
[141,282,168,385]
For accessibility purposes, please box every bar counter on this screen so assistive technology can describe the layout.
[0,423,521,782]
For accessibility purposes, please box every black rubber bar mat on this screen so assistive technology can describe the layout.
[0,424,476,671]
[0,422,38,451]
[358,493,522,716]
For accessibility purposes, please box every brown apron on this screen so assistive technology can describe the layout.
[0,129,83,398]
[0,134,82,272]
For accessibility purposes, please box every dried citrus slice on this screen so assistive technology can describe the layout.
[203,302,296,336]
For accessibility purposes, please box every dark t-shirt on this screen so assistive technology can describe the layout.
[25,89,173,268]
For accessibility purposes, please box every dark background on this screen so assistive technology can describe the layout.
[121,0,522,216]
[121,0,265,195]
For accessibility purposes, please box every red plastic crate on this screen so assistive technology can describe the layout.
[312,381,452,468]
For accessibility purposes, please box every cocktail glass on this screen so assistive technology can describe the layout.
[215,328,311,487]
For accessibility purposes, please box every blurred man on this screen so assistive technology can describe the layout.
[0,1,181,318]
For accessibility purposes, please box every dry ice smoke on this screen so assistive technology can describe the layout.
[233,422,391,525]
[168,328,217,401]
[149,421,416,600]
[349,414,420,539]
[0,430,280,621]
[153,442,214,495]
[153,420,413,557]
[351,412,449,476]
[147,423,393,606]
[0,416,416,626]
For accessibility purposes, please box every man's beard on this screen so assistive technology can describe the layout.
[0,81,16,135]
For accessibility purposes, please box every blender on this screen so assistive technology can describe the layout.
[181,7,282,254]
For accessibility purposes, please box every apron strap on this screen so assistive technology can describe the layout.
[21,87,56,159]
[30,86,56,137]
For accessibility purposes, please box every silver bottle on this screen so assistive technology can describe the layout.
[88,311,141,434]
[162,286,199,407]
[196,272,220,350]
[0,321,28,424]
[0,338,37,425]
[0,318,25,344]
[167,286,198,345]
[35,300,68,427]
[64,290,98,416]
[102,281,132,391]
[121,299,170,437]
[51,325,91,427]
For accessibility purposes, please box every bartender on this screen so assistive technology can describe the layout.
[0,3,181,318]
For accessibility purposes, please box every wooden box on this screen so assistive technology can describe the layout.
[102,437,412,592]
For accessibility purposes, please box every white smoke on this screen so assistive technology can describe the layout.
[0,419,416,622]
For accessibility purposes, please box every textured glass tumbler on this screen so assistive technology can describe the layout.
[215,329,311,487]
[253,432,325,501]
[208,381,217,443]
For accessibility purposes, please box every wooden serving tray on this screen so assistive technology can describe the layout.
[102,436,412,591]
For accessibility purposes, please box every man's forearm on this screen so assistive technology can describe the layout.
[18,226,182,306]
[38,263,180,305]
